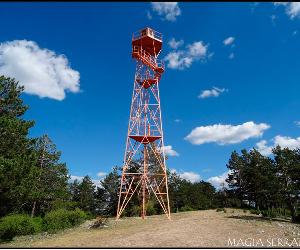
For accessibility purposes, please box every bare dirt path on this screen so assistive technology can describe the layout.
[2,209,300,248]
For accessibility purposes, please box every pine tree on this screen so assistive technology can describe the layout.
[273,146,300,222]
[0,76,35,216]
[226,150,247,205]
[98,166,120,216]
[0,76,69,217]
[28,135,69,217]
[69,179,81,204]
[167,169,183,212]
[78,176,96,214]
[246,149,279,210]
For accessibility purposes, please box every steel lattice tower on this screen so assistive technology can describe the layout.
[116,28,171,220]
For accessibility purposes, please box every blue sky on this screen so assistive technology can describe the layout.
[1,2,300,187]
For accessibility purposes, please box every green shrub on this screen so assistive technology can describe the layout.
[179,205,194,212]
[285,209,291,217]
[129,205,141,217]
[84,211,95,220]
[32,217,43,233]
[261,208,278,219]
[43,208,86,233]
[68,208,87,225]
[250,209,261,215]
[44,209,71,233]
[146,201,157,216]
[51,200,79,211]
[261,208,285,218]
[0,214,38,241]
[261,210,267,217]
[275,208,291,218]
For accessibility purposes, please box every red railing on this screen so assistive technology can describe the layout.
[132,46,164,72]
[132,28,163,42]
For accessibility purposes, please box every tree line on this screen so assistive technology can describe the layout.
[67,167,219,218]
[226,147,300,222]
[0,75,299,229]
[0,76,69,218]
[0,76,220,221]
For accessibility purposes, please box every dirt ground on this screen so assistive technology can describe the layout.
[2,209,300,248]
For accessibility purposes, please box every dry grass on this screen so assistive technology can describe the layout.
[2,208,300,247]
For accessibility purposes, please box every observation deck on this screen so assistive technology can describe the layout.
[132,27,162,57]
[131,27,165,88]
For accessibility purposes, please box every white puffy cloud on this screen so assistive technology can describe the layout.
[165,41,210,70]
[170,168,177,174]
[187,42,208,57]
[223,36,235,46]
[256,135,300,156]
[180,171,201,183]
[97,172,107,178]
[151,2,181,21]
[285,2,300,19]
[229,53,235,59]
[185,121,270,145]
[70,175,101,188]
[295,121,300,127]
[164,51,192,70]
[274,2,300,19]
[274,135,300,149]
[161,145,179,156]
[207,171,230,189]
[70,175,84,182]
[0,40,80,101]
[255,140,273,156]
[198,87,227,99]
[168,38,184,49]
[171,169,201,183]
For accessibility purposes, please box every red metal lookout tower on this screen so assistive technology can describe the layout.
[116,27,171,220]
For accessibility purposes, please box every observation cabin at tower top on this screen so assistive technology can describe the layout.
[132,27,162,57]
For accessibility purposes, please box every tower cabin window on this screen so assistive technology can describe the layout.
[141,28,154,38]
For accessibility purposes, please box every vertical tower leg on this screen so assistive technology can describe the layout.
[142,145,147,219]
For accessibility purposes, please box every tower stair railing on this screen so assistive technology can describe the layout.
[132,46,164,73]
